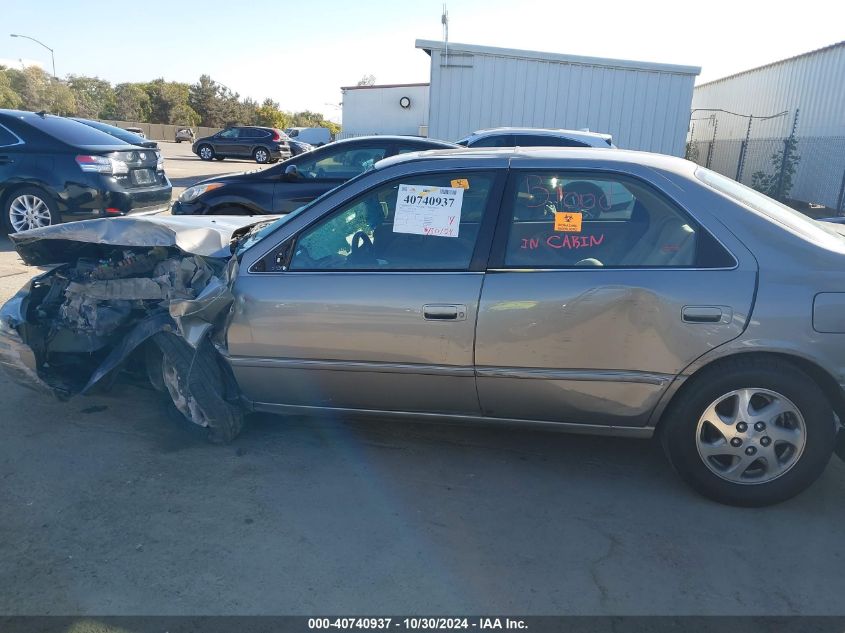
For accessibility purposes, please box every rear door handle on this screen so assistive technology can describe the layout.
[423,304,467,321]
[682,306,728,323]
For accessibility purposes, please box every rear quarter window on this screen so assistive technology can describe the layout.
[0,124,20,147]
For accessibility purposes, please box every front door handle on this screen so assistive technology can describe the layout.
[423,304,467,321]
[682,306,728,323]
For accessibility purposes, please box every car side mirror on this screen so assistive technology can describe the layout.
[284,164,300,181]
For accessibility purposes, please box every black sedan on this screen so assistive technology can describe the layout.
[0,110,172,234]
[172,136,459,216]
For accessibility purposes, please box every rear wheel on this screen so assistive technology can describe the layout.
[2,186,59,234]
[253,147,270,164]
[662,356,836,506]
[197,144,215,161]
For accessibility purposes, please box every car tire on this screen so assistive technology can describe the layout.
[2,186,60,234]
[152,333,244,444]
[197,144,215,161]
[253,147,271,164]
[175,139,181,144]
[661,356,836,506]
[214,157,225,161]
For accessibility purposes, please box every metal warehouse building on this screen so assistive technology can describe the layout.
[339,82,430,138]
[688,41,845,211]
[415,39,701,156]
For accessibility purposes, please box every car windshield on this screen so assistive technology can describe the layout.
[25,115,128,146]
[695,167,844,245]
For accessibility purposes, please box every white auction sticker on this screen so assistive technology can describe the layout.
[393,184,464,237]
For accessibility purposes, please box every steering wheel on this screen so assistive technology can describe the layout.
[350,231,373,255]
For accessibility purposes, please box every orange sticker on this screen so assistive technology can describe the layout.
[554,211,582,232]
[451,178,470,189]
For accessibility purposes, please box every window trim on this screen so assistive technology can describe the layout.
[275,168,507,274]
[488,168,738,271]
[0,123,24,148]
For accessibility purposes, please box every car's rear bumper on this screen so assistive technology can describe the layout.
[61,177,173,219]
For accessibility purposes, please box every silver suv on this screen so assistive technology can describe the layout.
[456,127,614,148]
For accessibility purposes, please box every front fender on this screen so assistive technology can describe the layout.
[80,311,177,394]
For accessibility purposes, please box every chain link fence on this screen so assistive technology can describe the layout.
[686,110,845,216]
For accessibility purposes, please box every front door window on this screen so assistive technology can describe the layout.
[289,172,497,271]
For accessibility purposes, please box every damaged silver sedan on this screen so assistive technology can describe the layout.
[3,147,845,506]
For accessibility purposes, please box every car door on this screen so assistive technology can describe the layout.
[271,142,392,214]
[227,168,505,415]
[213,128,240,157]
[474,168,757,428]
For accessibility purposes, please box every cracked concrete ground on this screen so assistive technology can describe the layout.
[1,224,845,615]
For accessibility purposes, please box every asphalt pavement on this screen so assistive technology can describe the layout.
[0,149,844,615]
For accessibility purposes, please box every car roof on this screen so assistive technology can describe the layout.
[466,127,613,142]
[374,146,696,176]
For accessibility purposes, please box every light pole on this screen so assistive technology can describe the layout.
[9,33,56,78]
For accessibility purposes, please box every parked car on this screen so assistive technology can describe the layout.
[287,138,314,156]
[124,127,146,138]
[456,127,614,148]
[3,147,845,507]
[175,128,195,143]
[172,135,459,216]
[0,109,171,234]
[192,126,292,164]
[284,126,332,147]
[72,118,158,148]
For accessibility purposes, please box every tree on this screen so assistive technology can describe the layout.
[254,98,290,129]
[143,79,198,125]
[4,66,75,115]
[751,136,801,201]
[0,69,22,109]
[356,74,376,86]
[189,74,223,126]
[67,75,115,119]
[112,83,151,121]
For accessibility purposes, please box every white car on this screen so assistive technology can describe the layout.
[284,126,332,147]
[456,127,614,148]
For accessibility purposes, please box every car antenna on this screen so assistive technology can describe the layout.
[35,110,48,117]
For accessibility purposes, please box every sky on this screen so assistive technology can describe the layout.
[1,0,842,123]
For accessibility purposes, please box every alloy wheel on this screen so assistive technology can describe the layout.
[199,146,213,160]
[254,148,269,163]
[9,194,52,232]
[695,388,806,485]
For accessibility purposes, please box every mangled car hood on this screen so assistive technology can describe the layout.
[10,214,264,265]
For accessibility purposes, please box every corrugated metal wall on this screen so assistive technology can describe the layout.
[422,43,699,156]
[692,42,845,139]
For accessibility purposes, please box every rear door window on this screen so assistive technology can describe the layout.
[24,115,126,146]
[296,146,388,181]
[515,135,589,147]
[499,171,733,269]
[468,135,514,148]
